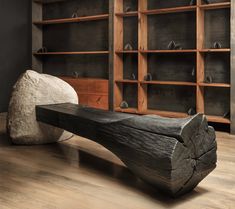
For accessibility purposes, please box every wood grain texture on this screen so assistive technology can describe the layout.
[60,77,109,110]
[36,103,216,197]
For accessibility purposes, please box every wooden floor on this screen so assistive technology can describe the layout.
[0,114,235,209]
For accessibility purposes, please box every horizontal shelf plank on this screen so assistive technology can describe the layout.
[33,51,109,55]
[115,107,139,114]
[199,49,231,53]
[115,80,138,84]
[141,81,197,86]
[199,83,231,88]
[143,109,188,118]
[115,50,138,54]
[140,49,197,53]
[33,14,109,25]
[141,5,197,15]
[199,2,231,10]
[115,11,138,17]
[206,115,231,124]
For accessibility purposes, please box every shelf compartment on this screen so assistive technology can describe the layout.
[34,51,109,55]
[147,85,196,114]
[203,52,230,84]
[43,20,108,52]
[204,87,230,118]
[204,8,230,49]
[34,14,109,25]
[123,0,138,13]
[199,2,231,10]
[42,54,109,79]
[123,53,138,80]
[115,83,138,110]
[42,0,109,20]
[142,6,197,15]
[148,11,196,50]
[123,16,138,51]
[147,0,196,10]
[146,53,196,82]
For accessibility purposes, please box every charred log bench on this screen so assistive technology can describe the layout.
[36,103,217,197]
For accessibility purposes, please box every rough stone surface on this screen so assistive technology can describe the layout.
[7,70,78,144]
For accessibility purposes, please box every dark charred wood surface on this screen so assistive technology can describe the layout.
[36,103,217,197]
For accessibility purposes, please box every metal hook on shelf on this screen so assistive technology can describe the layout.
[125,6,131,13]
[71,12,78,18]
[124,43,133,51]
[131,73,136,80]
[187,107,196,116]
[189,0,196,6]
[213,42,222,49]
[144,73,153,81]
[120,101,129,109]
[72,71,80,78]
[205,75,213,83]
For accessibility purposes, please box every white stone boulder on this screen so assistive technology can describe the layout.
[7,70,79,144]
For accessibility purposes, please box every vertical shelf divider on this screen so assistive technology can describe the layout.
[138,0,148,113]
[196,0,205,114]
[114,0,124,109]
[32,1,43,72]
[231,0,235,133]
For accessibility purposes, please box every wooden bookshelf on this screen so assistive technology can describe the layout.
[32,0,111,110]
[113,0,232,127]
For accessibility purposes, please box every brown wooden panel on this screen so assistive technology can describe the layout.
[88,94,109,110]
[88,80,109,94]
[77,94,89,105]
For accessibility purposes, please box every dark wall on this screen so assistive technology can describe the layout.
[0,0,31,112]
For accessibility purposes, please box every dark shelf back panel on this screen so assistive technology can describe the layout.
[123,0,138,12]
[147,53,196,82]
[201,0,230,5]
[122,83,138,108]
[43,20,109,51]
[148,12,196,50]
[43,0,109,20]
[204,87,230,117]
[123,54,138,80]
[204,8,230,49]
[123,17,138,50]
[147,85,196,113]
[204,53,230,83]
[148,0,194,10]
[43,54,109,78]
